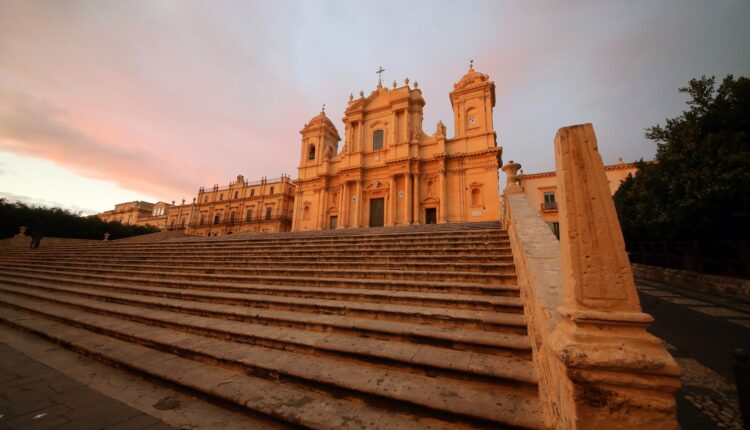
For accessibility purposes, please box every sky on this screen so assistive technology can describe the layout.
[1,0,749,215]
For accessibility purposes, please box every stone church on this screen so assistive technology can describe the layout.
[291,64,503,231]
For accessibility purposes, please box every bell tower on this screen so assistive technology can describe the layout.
[298,108,341,181]
[449,62,496,151]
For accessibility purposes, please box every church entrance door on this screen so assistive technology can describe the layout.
[425,208,437,224]
[369,198,385,227]
[329,216,338,229]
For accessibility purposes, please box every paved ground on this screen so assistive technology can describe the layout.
[637,278,750,430]
[0,342,176,430]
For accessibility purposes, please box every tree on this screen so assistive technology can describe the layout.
[614,75,750,242]
[0,199,159,240]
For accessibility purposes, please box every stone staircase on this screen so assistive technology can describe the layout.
[0,222,545,429]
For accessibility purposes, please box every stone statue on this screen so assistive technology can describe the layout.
[15,226,27,237]
[435,121,446,136]
[324,146,332,159]
[103,232,110,241]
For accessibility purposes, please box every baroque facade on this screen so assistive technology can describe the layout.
[96,175,295,235]
[291,65,502,231]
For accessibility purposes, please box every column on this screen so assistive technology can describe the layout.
[342,182,350,228]
[387,175,396,226]
[439,168,447,223]
[317,187,327,230]
[354,180,362,228]
[336,184,345,229]
[412,173,420,224]
[405,172,413,224]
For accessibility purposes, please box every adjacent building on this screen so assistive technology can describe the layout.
[517,160,639,237]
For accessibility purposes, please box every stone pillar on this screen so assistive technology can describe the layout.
[412,172,420,224]
[336,183,346,229]
[546,124,680,429]
[387,175,396,226]
[354,180,362,228]
[317,187,327,230]
[439,168,447,223]
[405,172,413,224]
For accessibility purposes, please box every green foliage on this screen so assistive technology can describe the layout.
[0,199,159,240]
[614,75,750,241]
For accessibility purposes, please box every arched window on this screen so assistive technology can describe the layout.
[308,145,316,160]
[372,130,384,151]
[471,188,482,206]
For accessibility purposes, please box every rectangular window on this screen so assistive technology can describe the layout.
[220,193,223,201]
[373,130,384,151]
[234,191,238,199]
[546,221,560,239]
[246,209,252,221]
[229,211,236,222]
[542,191,557,211]
[270,186,275,195]
[265,207,272,220]
[250,189,255,197]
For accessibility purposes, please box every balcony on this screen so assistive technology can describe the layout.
[190,209,293,228]
[541,201,558,212]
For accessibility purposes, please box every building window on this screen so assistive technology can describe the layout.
[204,196,209,203]
[546,221,560,239]
[543,191,557,211]
[234,191,238,199]
[265,207,272,220]
[214,214,221,224]
[246,209,252,221]
[199,215,205,225]
[308,145,316,160]
[170,219,175,228]
[372,130,384,151]
[229,211,236,222]
[220,193,223,201]
[270,186,275,195]
[127,216,131,224]
[250,189,255,197]
[180,218,185,227]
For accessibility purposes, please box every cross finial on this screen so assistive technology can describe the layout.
[469,59,474,70]
[376,66,385,84]
[321,103,325,113]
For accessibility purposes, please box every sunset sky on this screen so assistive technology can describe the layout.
[1,0,749,214]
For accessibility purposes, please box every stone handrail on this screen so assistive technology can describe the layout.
[502,123,680,429]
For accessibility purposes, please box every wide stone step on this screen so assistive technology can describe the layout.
[0,255,515,271]
[0,307,507,430]
[0,272,526,331]
[0,297,544,429]
[7,260,515,283]
[0,284,536,385]
[0,268,518,311]
[96,235,511,250]
[0,274,530,352]
[0,262,519,294]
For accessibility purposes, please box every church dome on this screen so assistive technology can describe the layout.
[454,63,490,90]
[303,109,335,130]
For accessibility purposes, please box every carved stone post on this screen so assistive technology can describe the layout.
[354,180,362,228]
[546,124,680,429]
[501,160,524,195]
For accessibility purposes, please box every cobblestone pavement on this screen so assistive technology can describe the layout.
[637,279,750,430]
[0,342,176,430]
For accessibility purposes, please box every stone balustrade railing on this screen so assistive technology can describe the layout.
[502,123,681,429]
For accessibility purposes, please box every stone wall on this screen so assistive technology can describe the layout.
[0,236,102,249]
[503,191,564,428]
[633,263,750,302]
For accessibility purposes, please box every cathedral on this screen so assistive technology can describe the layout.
[291,64,502,231]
